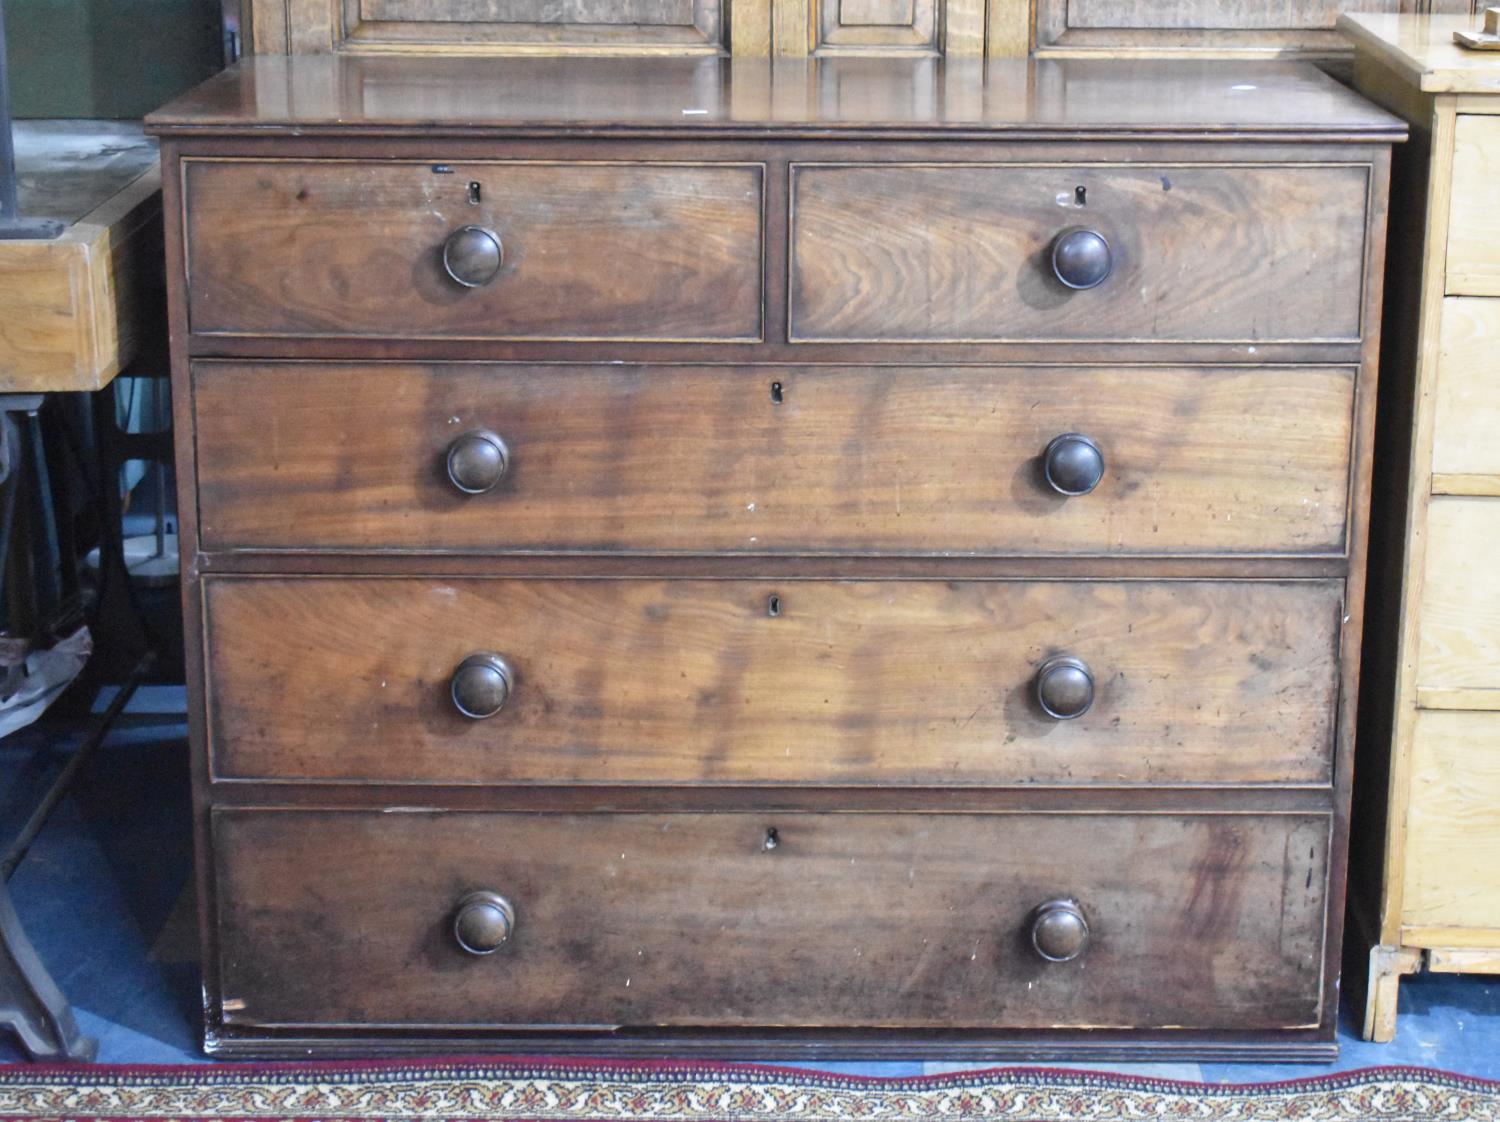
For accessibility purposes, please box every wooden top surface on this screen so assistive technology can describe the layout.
[14,120,158,225]
[145,55,1404,140]
[1341,13,1500,94]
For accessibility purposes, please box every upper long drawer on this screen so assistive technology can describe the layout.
[193,361,1355,557]
[181,159,764,341]
[790,163,1370,344]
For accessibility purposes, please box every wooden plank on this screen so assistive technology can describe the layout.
[944,0,986,55]
[1418,498,1500,693]
[1431,298,1500,479]
[1432,473,1500,496]
[1401,709,1500,931]
[1447,115,1500,295]
[986,0,1031,56]
[773,0,811,54]
[1405,925,1500,948]
[731,0,773,54]
[204,576,1344,787]
[1427,947,1500,972]
[1416,686,1500,710]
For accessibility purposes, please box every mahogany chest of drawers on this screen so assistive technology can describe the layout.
[147,55,1402,1060]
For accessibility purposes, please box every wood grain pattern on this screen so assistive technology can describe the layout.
[1401,709,1500,930]
[0,166,161,392]
[213,808,1330,1030]
[193,361,1356,556]
[182,159,762,341]
[1432,297,1500,482]
[1417,497,1500,698]
[789,162,1369,343]
[817,0,935,51]
[1447,114,1500,295]
[204,576,1342,786]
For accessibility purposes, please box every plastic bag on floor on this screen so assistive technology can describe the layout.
[0,627,91,738]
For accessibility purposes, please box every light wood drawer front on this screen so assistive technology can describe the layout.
[1402,710,1500,931]
[1433,298,1500,486]
[205,577,1341,786]
[789,163,1368,343]
[213,808,1329,1031]
[182,160,763,341]
[1418,498,1500,710]
[194,362,1355,557]
[1447,117,1500,298]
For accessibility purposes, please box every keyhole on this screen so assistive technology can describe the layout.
[771,381,784,404]
[764,827,780,850]
[468,181,483,205]
[767,594,781,617]
[1074,185,1087,207]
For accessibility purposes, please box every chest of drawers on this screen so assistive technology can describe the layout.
[1341,12,1500,1044]
[147,55,1402,1061]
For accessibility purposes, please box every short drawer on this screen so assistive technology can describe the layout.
[181,159,763,341]
[204,577,1342,786]
[1417,497,1500,710]
[1447,116,1500,297]
[790,162,1369,343]
[212,808,1330,1031]
[193,362,1356,556]
[1432,298,1500,483]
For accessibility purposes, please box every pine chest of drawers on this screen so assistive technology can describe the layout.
[147,55,1402,1061]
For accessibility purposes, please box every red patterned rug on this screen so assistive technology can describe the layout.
[0,1060,1495,1122]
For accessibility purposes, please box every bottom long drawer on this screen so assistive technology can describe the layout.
[212,809,1329,1031]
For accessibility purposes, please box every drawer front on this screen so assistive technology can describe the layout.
[1447,117,1500,298]
[205,577,1341,786]
[1432,298,1500,481]
[1401,709,1500,931]
[194,362,1355,557]
[182,160,763,341]
[1418,497,1500,708]
[213,808,1329,1031]
[790,163,1368,343]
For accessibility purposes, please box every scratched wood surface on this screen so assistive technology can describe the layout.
[789,162,1370,343]
[213,808,1330,1030]
[182,159,763,341]
[1446,114,1500,296]
[204,576,1343,786]
[193,361,1356,556]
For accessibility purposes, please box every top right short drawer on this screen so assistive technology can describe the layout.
[789,162,1370,344]
[1448,116,1500,297]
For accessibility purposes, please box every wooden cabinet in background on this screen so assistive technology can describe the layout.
[1343,11,1500,1043]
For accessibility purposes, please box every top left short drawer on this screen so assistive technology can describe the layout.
[180,160,764,342]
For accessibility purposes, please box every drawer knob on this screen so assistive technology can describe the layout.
[450,652,514,719]
[452,890,516,955]
[442,225,504,289]
[1035,654,1094,720]
[446,430,510,495]
[1042,433,1104,497]
[1050,227,1112,290]
[1030,898,1090,962]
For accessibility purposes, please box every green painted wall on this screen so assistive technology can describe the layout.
[5,0,224,119]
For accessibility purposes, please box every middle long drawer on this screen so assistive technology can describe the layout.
[192,361,1356,556]
[204,577,1341,786]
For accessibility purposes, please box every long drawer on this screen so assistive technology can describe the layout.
[193,362,1356,556]
[213,808,1330,1031]
[204,577,1342,786]
[789,162,1370,343]
[181,159,764,341]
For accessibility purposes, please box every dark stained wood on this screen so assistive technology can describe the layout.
[204,577,1342,786]
[144,56,1404,141]
[193,361,1357,556]
[213,808,1330,1031]
[790,162,1369,344]
[183,159,762,340]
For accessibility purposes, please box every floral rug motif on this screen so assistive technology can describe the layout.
[0,1060,1495,1122]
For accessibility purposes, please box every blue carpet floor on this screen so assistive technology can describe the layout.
[1,685,1496,1080]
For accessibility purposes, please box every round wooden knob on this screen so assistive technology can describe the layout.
[441,225,503,288]
[446,430,510,494]
[1050,227,1112,290]
[1035,655,1094,720]
[452,890,515,955]
[1030,899,1089,962]
[1043,433,1104,497]
[450,652,514,719]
